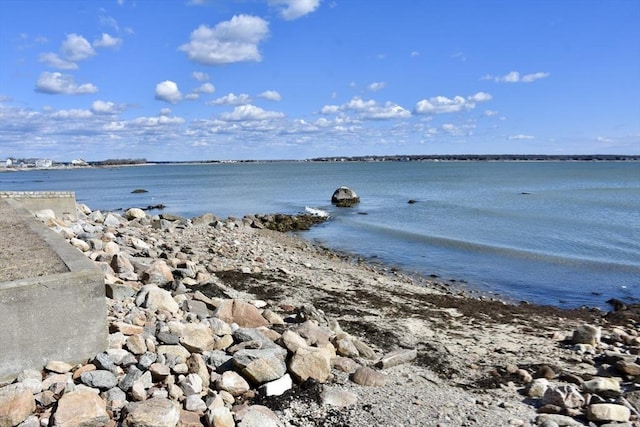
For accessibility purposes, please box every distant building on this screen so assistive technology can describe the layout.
[4,159,11,168]
[71,158,89,166]
[35,159,53,168]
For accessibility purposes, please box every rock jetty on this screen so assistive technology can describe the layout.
[1,203,640,426]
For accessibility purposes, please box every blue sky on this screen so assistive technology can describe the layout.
[1,0,638,161]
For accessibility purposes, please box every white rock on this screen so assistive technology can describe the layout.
[258,374,293,397]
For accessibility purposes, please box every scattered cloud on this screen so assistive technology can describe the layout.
[60,34,95,62]
[91,100,120,114]
[35,72,98,95]
[155,80,182,104]
[269,0,321,20]
[321,97,411,120]
[484,110,498,117]
[451,51,466,62]
[195,83,215,94]
[93,33,122,49]
[410,51,420,57]
[367,82,386,92]
[484,71,550,83]
[258,90,282,101]
[220,104,285,121]
[192,71,210,81]
[179,15,269,65]
[49,108,93,119]
[38,53,77,70]
[508,134,535,140]
[210,93,251,105]
[414,92,491,114]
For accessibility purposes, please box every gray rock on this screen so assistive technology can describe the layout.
[119,365,143,392]
[351,366,386,387]
[376,348,418,369]
[233,348,288,384]
[80,370,118,389]
[321,387,358,407]
[236,405,283,427]
[331,186,360,207]
[572,324,601,346]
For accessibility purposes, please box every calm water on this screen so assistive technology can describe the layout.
[2,161,639,309]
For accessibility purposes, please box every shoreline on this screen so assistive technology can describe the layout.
[2,205,640,425]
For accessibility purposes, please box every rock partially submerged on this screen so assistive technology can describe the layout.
[331,187,360,207]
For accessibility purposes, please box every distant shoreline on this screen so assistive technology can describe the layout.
[2,153,639,172]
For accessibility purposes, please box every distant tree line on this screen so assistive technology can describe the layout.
[91,158,148,166]
[309,154,640,162]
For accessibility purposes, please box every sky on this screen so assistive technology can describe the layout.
[0,0,639,161]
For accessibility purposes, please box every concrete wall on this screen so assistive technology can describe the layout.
[0,191,77,220]
[0,199,107,381]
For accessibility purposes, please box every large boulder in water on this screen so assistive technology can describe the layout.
[331,187,360,207]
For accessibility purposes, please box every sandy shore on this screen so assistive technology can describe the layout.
[2,204,639,426]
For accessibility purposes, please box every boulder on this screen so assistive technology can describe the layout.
[0,384,35,427]
[124,397,180,427]
[125,208,146,220]
[351,366,386,387]
[214,300,269,328]
[215,371,250,397]
[136,285,180,314]
[331,187,360,207]
[288,347,332,383]
[572,324,601,346]
[232,348,288,384]
[179,323,214,353]
[235,405,282,427]
[52,388,109,427]
[321,387,358,407]
[587,403,630,422]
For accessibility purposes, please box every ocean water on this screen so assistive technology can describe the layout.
[2,161,639,309]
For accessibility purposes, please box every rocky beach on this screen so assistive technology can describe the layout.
[2,203,640,427]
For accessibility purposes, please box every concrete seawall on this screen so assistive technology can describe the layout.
[0,191,78,221]
[0,196,107,381]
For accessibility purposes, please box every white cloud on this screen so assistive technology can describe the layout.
[320,97,410,120]
[320,105,340,114]
[91,100,119,114]
[367,82,386,92]
[195,82,215,94]
[60,34,95,62]
[35,72,98,95]
[269,0,321,20]
[468,92,492,102]
[508,134,535,140]
[131,115,186,127]
[521,72,550,83]
[484,110,498,117]
[220,104,285,121]
[160,108,172,116]
[179,15,269,65]
[414,92,491,115]
[38,53,77,70]
[49,109,93,119]
[93,33,122,49]
[192,71,210,81]
[410,51,420,57]
[258,90,282,101]
[155,80,182,104]
[485,71,550,83]
[210,93,251,105]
